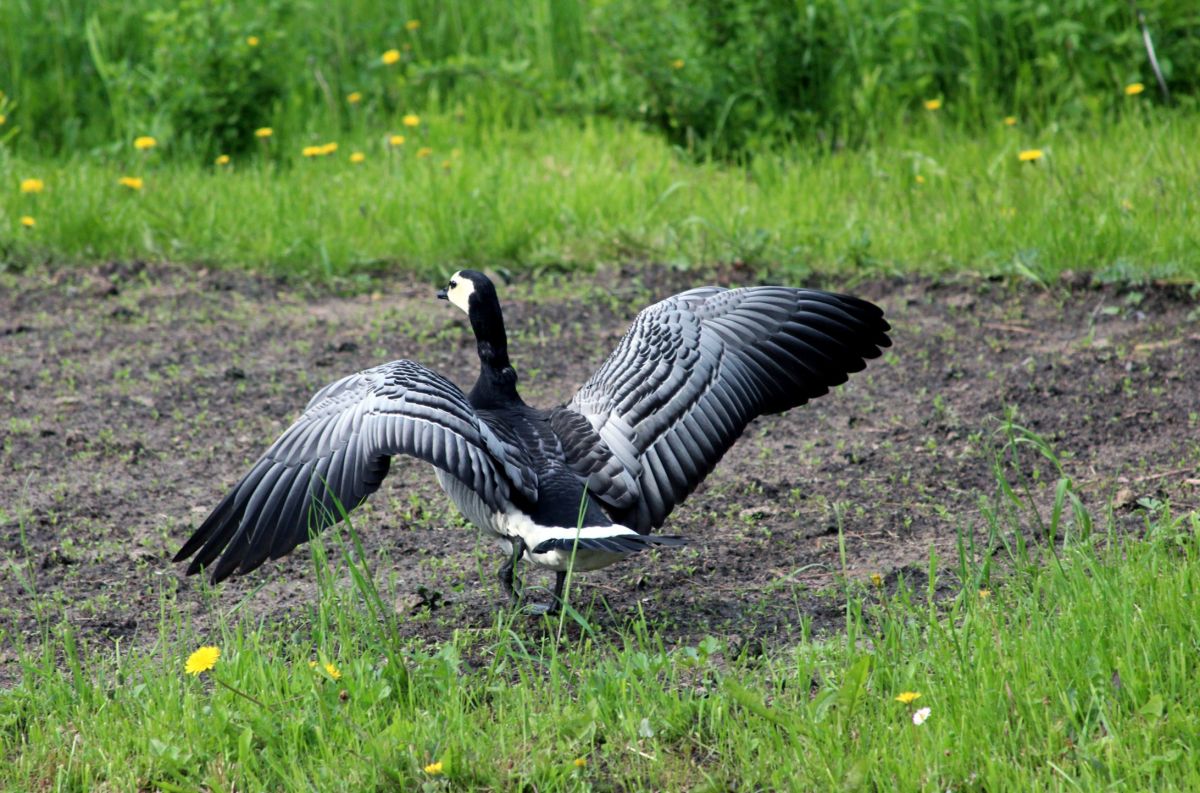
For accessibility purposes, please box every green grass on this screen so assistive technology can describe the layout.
[4,113,1198,282]
[3,449,1199,790]
[2,0,1197,158]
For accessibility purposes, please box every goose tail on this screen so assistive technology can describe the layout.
[530,533,687,555]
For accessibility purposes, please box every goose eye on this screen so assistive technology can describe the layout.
[449,280,458,289]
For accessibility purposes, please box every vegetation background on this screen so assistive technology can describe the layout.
[2,0,1198,279]
[4,0,1199,157]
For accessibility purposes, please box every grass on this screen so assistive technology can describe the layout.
[2,0,1196,158]
[3,113,1198,283]
[2,436,1199,790]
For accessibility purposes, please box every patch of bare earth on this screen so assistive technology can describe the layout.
[2,262,1197,683]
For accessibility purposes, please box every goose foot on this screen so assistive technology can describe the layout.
[502,572,567,617]
[498,546,570,617]
[525,572,568,617]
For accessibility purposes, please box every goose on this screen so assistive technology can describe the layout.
[175,270,891,613]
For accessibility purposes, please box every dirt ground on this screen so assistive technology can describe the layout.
[2,262,1198,682]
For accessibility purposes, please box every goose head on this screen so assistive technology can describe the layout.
[440,268,507,316]
[438,270,516,395]
[438,269,483,314]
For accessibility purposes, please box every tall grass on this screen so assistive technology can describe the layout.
[3,114,1197,281]
[1,0,1196,159]
[3,427,1199,789]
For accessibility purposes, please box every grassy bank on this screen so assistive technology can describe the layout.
[3,490,1198,789]
[3,114,1198,282]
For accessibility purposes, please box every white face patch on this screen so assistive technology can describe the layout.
[445,270,475,315]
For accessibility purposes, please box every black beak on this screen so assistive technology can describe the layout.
[436,288,448,300]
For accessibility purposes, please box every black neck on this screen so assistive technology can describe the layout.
[467,296,521,405]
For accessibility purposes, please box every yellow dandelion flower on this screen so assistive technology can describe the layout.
[255,127,273,139]
[381,49,401,65]
[20,178,45,194]
[324,662,342,679]
[895,691,921,704]
[319,142,338,155]
[405,19,421,31]
[20,216,35,228]
[424,760,444,775]
[440,159,452,169]
[1125,82,1145,96]
[573,757,587,768]
[924,98,942,111]
[215,154,231,166]
[979,588,991,599]
[1018,149,1043,162]
[185,646,220,675]
[0,114,6,125]
[671,58,685,70]
[302,145,321,158]
[1003,116,1017,126]
[347,91,363,104]
[403,113,420,128]
[308,660,318,668]
[349,152,365,164]
[134,136,157,150]
[870,573,883,587]
[915,174,926,184]
[118,176,144,191]
[416,146,433,159]
[388,134,406,147]
[247,35,260,47]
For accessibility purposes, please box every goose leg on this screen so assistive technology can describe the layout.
[499,539,565,616]
[497,538,526,605]
[547,571,567,616]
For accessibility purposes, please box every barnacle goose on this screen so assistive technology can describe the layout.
[175,270,891,612]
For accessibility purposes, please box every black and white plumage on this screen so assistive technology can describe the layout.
[175,270,891,612]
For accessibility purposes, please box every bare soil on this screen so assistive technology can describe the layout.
[2,262,1198,682]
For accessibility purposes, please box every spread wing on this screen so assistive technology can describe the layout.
[559,286,891,532]
[175,359,538,582]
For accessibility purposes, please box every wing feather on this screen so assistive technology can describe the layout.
[561,286,890,531]
[176,359,538,582]
[270,462,316,559]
